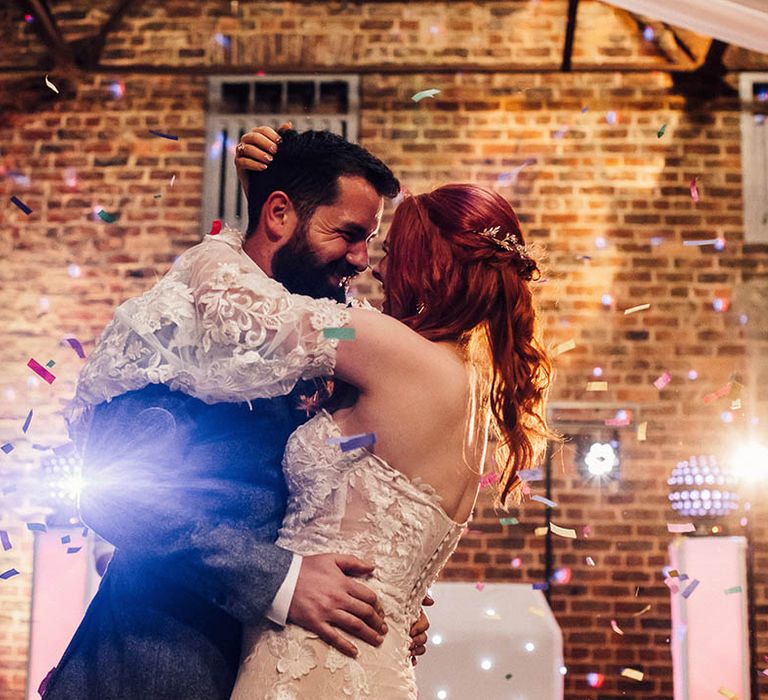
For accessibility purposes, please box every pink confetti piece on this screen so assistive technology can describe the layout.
[26,522,47,532]
[653,371,671,390]
[208,219,222,236]
[63,337,86,359]
[531,495,557,508]
[610,619,624,635]
[690,177,700,202]
[479,471,498,488]
[22,409,33,433]
[27,358,56,384]
[681,579,700,599]
[0,568,20,580]
[704,383,732,405]
[475,582,485,591]
[667,522,695,533]
[664,577,680,593]
[0,530,11,551]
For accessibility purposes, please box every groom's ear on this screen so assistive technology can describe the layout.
[262,190,298,244]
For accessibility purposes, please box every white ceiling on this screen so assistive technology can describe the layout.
[601,0,768,54]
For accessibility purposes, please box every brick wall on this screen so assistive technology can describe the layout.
[2,2,768,699]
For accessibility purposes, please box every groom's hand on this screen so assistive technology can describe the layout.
[288,553,387,658]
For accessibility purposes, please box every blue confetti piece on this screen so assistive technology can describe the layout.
[0,568,20,580]
[1,443,13,454]
[26,522,47,533]
[531,495,558,508]
[60,535,71,544]
[681,579,700,599]
[0,530,11,551]
[66,546,82,554]
[149,129,179,140]
[45,359,55,368]
[327,432,377,452]
[532,582,549,590]
[22,409,33,434]
[10,195,32,215]
[97,209,117,223]
[82,527,89,538]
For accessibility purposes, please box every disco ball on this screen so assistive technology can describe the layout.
[667,455,739,518]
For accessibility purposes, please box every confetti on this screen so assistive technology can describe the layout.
[621,668,644,682]
[586,556,596,566]
[0,569,20,580]
[532,582,549,590]
[499,517,518,525]
[97,209,117,223]
[1,443,13,454]
[586,381,608,392]
[411,89,441,103]
[22,409,33,434]
[667,522,695,533]
[10,195,32,215]
[45,359,55,368]
[63,337,86,359]
[37,668,57,697]
[528,606,546,617]
[653,371,671,390]
[323,328,356,340]
[66,546,82,554]
[633,604,652,616]
[60,535,71,544]
[170,174,176,187]
[681,579,700,599]
[550,522,577,539]
[690,177,700,202]
[0,530,11,551]
[683,238,720,247]
[26,522,47,532]
[725,586,742,595]
[27,358,56,384]
[148,129,179,140]
[624,303,650,315]
[327,432,376,452]
[534,526,549,536]
[610,619,624,635]
[553,338,576,356]
[637,421,647,442]
[531,495,557,508]
[704,383,732,405]
[208,219,223,236]
[518,468,542,481]
[657,123,667,138]
[44,74,59,94]
[480,471,498,488]
[475,581,485,591]
[718,688,737,700]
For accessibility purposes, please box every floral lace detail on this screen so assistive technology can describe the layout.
[232,411,466,699]
[67,225,351,427]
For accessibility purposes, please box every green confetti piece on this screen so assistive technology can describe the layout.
[657,123,667,138]
[323,327,356,340]
[45,359,55,368]
[500,517,519,525]
[97,209,117,223]
[411,89,441,103]
[724,586,742,595]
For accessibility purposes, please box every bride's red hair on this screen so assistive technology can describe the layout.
[382,184,554,506]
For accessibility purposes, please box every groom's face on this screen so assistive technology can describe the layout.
[272,175,384,303]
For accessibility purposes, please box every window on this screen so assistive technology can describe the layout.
[739,73,768,243]
[202,75,359,234]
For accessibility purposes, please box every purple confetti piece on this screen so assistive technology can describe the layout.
[328,432,377,452]
[22,409,33,434]
[26,522,47,533]
[10,195,32,215]
[37,667,57,697]
[532,582,549,590]
[0,568,20,580]
[81,527,89,537]
[1,443,13,454]
[63,337,86,359]
[518,468,543,481]
[149,129,179,140]
[28,358,56,384]
[531,495,557,508]
[60,535,71,544]
[66,546,82,554]
[682,579,700,599]
[0,530,11,551]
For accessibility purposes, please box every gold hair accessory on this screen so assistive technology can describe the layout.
[477,225,530,259]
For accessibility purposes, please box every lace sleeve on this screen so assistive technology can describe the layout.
[178,240,351,403]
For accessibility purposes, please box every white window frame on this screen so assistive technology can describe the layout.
[739,72,768,244]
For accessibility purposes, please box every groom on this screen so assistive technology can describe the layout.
[43,128,428,699]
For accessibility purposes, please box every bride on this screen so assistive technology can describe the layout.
[225,128,554,699]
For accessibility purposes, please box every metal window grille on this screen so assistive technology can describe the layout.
[739,73,768,243]
[202,75,359,234]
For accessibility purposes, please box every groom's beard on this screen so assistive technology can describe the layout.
[272,220,357,303]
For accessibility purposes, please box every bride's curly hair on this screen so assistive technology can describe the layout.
[382,184,555,507]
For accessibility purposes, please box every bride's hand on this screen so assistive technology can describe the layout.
[408,594,434,665]
[234,121,292,193]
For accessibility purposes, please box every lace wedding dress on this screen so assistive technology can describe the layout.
[230,409,467,700]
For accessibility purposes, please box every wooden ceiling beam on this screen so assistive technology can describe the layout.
[561,0,580,72]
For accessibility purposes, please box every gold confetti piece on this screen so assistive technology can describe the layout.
[610,619,624,635]
[668,569,679,578]
[667,523,696,533]
[718,687,737,699]
[534,526,549,536]
[633,604,652,616]
[637,421,647,441]
[586,556,596,566]
[45,74,59,94]
[586,381,608,392]
[528,606,546,617]
[553,338,576,356]
[621,668,644,682]
[550,522,577,539]
[623,303,650,315]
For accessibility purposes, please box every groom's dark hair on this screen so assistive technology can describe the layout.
[245,129,400,238]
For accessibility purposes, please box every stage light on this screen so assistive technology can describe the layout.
[524,642,535,652]
[41,443,84,525]
[729,441,768,484]
[667,455,739,518]
[584,441,618,477]
[432,634,443,645]
[480,658,493,671]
